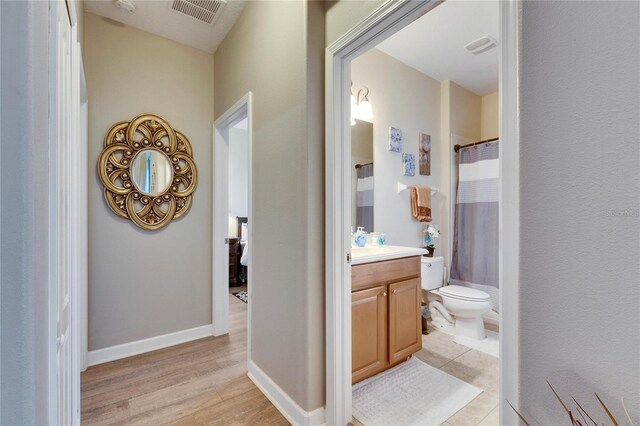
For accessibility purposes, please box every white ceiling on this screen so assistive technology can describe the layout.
[376,0,499,96]
[85,0,246,53]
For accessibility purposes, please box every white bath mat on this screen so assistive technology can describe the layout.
[352,357,482,426]
[454,330,499,358]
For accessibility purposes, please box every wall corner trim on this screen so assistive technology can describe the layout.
[248,361,326,426]
[87,324,214,366]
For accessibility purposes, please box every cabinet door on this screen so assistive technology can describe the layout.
[352,285,388,383]
[388,278,422,365]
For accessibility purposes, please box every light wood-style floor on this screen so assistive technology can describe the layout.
[81,294,289,426]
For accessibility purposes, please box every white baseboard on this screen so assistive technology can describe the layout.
[248,361,325,426]
[87,324,214,366]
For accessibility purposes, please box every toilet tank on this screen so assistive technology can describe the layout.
[421,256,444,290]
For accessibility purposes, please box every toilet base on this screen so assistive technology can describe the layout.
[430,316,456,335]
[455,316,487,340]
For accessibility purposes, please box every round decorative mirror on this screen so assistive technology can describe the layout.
[97,113,198,230]
[130,149,174,196]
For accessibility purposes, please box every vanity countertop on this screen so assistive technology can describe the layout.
[351,245,427,265]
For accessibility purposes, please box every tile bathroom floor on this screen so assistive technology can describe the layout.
[353,321,499,426]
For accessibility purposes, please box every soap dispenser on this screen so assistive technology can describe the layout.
[354,226,367,247]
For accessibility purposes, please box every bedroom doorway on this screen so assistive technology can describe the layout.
[213,93,253,364]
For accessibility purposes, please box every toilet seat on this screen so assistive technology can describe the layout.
[439,285,490,302]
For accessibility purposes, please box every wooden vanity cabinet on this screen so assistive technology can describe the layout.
[388,278,422,364]
[351,285,387,383]
[351,256,422,384]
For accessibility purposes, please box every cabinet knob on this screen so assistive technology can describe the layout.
[382,292,387,297]
[392,289,397,294]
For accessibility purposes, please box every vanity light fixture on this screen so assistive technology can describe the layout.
[351,82,374,125]
[355,87,373,120]
[350,83,357,126]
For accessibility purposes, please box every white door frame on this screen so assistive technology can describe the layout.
[212,93,253,360]
[48,0,87,423]
[324,1,521,425]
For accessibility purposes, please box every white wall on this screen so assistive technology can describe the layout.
[520,1,639,422]
[228,124,248,236]
[0,1,52,424]
[351,48,442,249]
[84,13,214,351]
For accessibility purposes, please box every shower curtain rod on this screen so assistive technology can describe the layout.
[355,162,373,169]
[453,137,499,153]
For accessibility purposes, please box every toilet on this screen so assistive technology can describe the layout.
[421,256,493,340]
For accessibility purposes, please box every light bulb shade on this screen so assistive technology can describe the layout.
[358,99,373,120]
[350,93,357,126]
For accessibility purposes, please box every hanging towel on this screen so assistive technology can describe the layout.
[411,186,432,222]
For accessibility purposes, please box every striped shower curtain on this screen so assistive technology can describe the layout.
[356,164,374,232]
[451,142,499,312]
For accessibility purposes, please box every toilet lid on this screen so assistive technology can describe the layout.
[439,285,491,302]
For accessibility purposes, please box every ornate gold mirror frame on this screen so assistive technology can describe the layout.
[98,113,198,230]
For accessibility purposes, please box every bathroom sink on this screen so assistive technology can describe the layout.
[351,246,391,256]
[350,245,428,265]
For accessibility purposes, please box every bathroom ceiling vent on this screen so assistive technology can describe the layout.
[170,0,226,24]
[464,36,498,55]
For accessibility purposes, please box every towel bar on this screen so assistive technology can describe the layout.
[397,182,439,194]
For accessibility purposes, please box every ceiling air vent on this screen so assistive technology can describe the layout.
[170,0,226,24]
[464,36,498,55]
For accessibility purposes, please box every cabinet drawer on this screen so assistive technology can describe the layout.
[352,256,420,292]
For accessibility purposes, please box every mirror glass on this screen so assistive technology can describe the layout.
[351,119,374,232]
[131,149,174,196]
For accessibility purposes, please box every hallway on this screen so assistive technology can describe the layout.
[81,295,288,425]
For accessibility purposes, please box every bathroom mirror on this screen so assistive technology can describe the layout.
[351,119,374,232]
[130,149,174,196]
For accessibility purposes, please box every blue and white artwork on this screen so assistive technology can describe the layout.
[388,126,402,152]
[402,153,415,176]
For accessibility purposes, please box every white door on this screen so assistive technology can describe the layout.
[56,1,73,424]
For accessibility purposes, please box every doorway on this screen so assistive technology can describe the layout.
[325,1,520,425]
[213,93,253,365]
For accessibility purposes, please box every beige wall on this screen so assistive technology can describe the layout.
[351,49,442,251]
[214,0,326,412]
[481,91,499,140]
[84,12,214,350]
[325,0,384,46]
[447,81,482,141]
